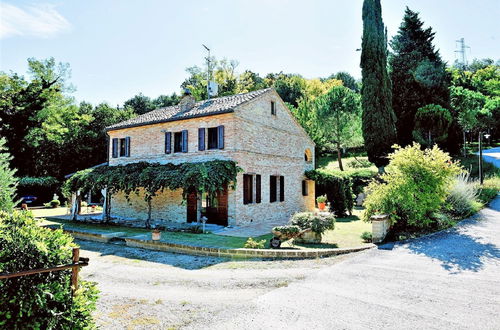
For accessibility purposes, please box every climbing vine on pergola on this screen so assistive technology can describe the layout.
[63,160,241,227]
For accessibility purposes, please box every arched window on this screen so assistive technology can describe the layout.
[304,148,312,163]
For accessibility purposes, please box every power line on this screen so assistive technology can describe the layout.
[455,38,471,68]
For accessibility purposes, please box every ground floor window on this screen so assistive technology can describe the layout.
[302,180,308,196]
[270,175,284,202]
[243,173,261,204]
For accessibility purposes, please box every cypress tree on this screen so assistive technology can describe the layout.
[361,0,397,170]
[389,8,452,148]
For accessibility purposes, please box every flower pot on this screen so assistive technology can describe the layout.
[152,230,161,241]
[21,203,28,211]
[318,202,326,211]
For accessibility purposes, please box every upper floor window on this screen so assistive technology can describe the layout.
[198,126,224,151]
[165,130,188,154]
[271,101,276,116]
[112,137,130,158]
[304,148,312,162]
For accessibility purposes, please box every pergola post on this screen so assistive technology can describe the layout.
[101,188,111,222]
[70,190,81,221]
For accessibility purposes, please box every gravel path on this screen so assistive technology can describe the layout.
[80,196,500,329]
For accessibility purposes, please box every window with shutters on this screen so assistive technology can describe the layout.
[243,174,253,204]
[302,180,308,196]
[119,138,126,157]
[174,132,183,153]
[207,127,218,149]
[271,101,276,115]
[205,126,224,150]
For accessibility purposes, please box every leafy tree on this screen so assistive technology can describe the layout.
[315,86,362,170]
[360,0,397,170]
[123,93,155,115]
[329,71,360,92]
[389,7,451,148]
[236,70,266,93]
[153,93,179,108]
[412,104,452,148]
[268,73,306,107]
[0,138,17,212]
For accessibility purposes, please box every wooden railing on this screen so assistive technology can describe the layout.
[0,247,89,296]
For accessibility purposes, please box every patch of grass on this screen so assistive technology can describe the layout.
[127,316,160,329]
[455,154,500,179]
[291,208,371,249]
[478,176,500,204]
[317,155,377,172]
[39,217,273,249]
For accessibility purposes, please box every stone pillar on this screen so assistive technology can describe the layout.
[371,214,390,243]
[101,188,108,222]
[70,190,81,221]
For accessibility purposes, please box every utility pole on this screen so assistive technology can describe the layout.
[455,38,470,68]
[202,44,211,99]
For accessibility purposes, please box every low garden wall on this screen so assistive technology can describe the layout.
[124,236,374,259]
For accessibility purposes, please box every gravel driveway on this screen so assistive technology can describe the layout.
[80,196,500,329]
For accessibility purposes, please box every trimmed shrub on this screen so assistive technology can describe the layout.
[244,237,266,249]
[0,211,99,328]
[446,172,479,217]
[290,212,335,235]
[306,168,376,216]
[360,231,372,242]
[362,144,462,230]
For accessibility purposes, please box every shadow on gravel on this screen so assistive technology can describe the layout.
[405,226,500,274]
[76,239,230,270]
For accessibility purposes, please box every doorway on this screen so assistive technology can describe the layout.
[186,185,228,226]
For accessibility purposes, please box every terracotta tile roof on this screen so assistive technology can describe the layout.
[106,88,272,131]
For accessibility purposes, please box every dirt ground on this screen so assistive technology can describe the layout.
[78,240,355,329]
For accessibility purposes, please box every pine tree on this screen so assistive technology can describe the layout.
[360,0,397,170]
[389,7,451,148]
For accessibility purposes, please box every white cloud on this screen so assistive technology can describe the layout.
[0,2,71,39]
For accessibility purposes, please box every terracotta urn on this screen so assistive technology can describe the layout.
[318,202,326,211]
[152,229,161,241]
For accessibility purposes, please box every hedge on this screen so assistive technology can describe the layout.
[306,168,377,217]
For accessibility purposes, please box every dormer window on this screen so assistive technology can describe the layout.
[271,101,276,115]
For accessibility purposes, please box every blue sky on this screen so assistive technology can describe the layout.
[1,0,499,106]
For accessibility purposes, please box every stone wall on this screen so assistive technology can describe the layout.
[107,89,315,227]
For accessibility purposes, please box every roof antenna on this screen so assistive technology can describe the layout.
[202,44,218,99]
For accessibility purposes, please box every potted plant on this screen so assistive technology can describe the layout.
[152,228,161,241]
[316,195,327,211]
[290,212,336,244]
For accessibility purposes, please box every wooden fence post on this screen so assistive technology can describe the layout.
[71,247,79,296]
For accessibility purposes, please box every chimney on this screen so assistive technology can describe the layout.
[179,88,196,112]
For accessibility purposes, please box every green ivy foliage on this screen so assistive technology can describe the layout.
[63,160,241,202]
[0,210,98,329]
[18,176,59,188]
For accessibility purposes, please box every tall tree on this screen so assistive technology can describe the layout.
[123,93,155,115]
[360,0,397,170]
[315,86,362,170]
[329,72,360,92]
[389,7,450,147]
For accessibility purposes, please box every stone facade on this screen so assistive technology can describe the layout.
[107,89,315,227]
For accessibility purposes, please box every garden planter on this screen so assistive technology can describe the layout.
[21,203,28,211]
[294,230,322,244]
[152,230,161,241]
[318,202,326,211]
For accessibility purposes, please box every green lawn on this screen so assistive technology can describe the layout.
[285,207,372,249]
[316,155,377,172]
[37,207,371,250]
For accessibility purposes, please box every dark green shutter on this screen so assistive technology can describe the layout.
[125,137,131,157]
[182,130,188,153]
[165,132,172,154]
[217,125,224,149]
[198,128,205,151]
[279,176,284,201]
[256,175,261,203]
[112,138,118,158]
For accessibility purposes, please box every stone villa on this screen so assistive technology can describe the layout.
[105,88,315,227]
